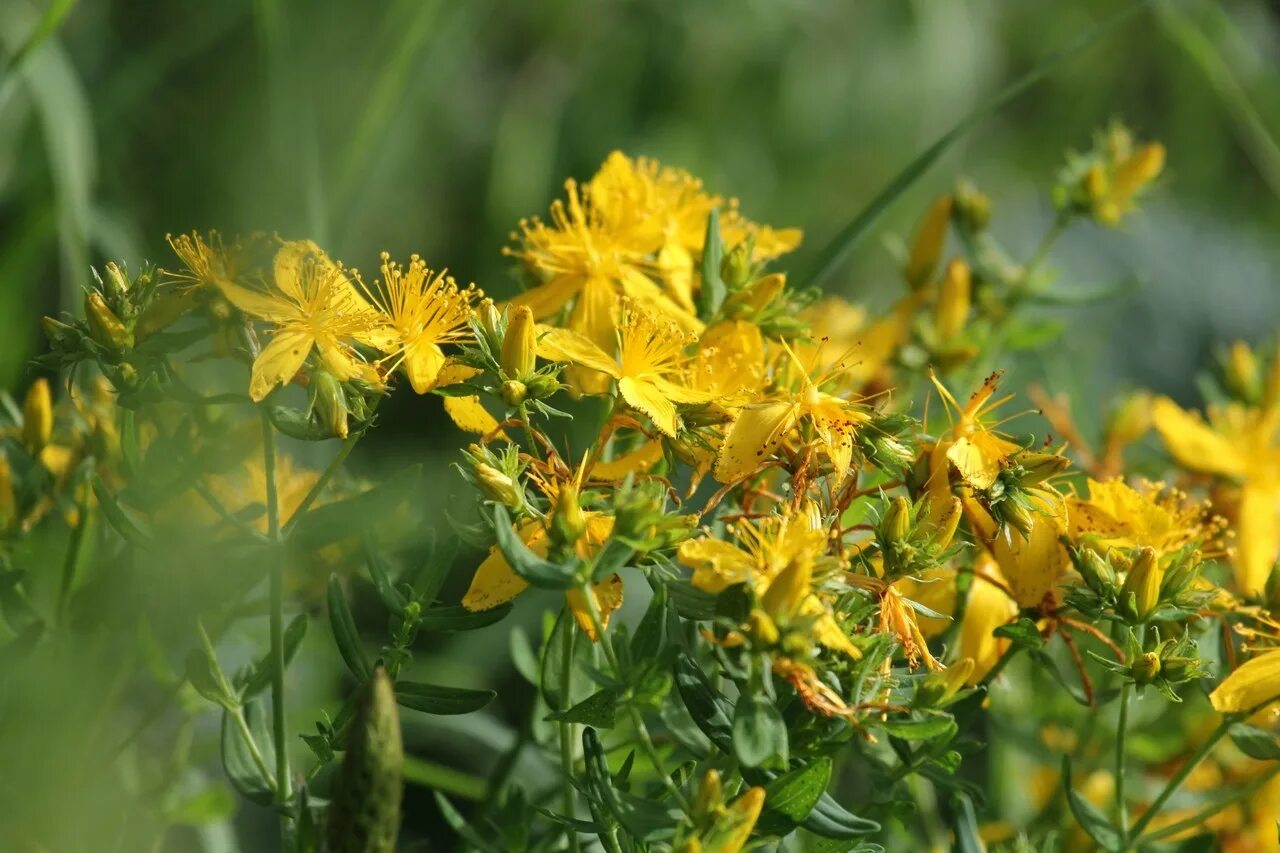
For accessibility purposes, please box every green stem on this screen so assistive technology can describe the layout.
[1115,680,1133,837]
[56,477,93,626]
[1023,215,1068,280]
[401,755,489,802]
[261,412,291,810]
[576,580,689,811]
[281,430,360,536]
[1138,760,1280,845]
[558,611,581,853]
[230,705,278,792]
[1124,716,1234,845]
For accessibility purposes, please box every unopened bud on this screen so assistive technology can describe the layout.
[1115,143,1165,196]
[327,667,403,853]
[1076,548,1117,596]
[1121,547,1163,620]
[0,454,14,529]
[41,316,78,348]
[761,557,812,620]
[1159,656,1197,683]
[933,260,970,341]
[692,769,723,820]
[85,291,134,351]
[728,273,786,315]
[103,261,130,302]
[904,195,953,290]
[1018,452,1071,486]
[311,371,350,439]
[721,241,755,290]
[880,497,913,548]
[22,379,53,454]
[475,462,522,510]
[1131,651,1161,684]
[1225,341,1261,403]
[864,431,915,472]
[746,610,779,647]
[501,306,537,379]
[478,300,502,342]
[953,179,991,232]
[932,497,962,550]
[500,379,528,407]
[550,481,588,549]
[1001,500,1036,540]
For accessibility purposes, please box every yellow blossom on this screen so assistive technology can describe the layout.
[1210,649,1280,715]
[218,241,389,401]
[966,494,1069,608]
[1084,126,1165,226]
[365,253,482,394]
[164,230,251,291]
[538,302,711,436]
[1068,477,1213,556]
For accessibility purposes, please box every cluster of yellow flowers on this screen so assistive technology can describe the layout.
[24,137,1280,850]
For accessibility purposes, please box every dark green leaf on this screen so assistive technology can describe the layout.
[492,505,577,589]
[434,793,505,853]
[418,603,513,633]
[951,793,984,853]
[1063,758,1122,851]
[993,617,1044,649]
[801,793,881,839]
[364,544,407,614]
[396,681,495,715]
[290,465,422,549]
[629,584,668,662]
[408,528,457,603]
[698,208,725,317]
[220,703,274,806]
[591,537,634,581]
[547,688,619,728]
[756,757,832,834]
[327,575,371,682]
[1230,723,1280,761]
[667,582,717,620]
[674,657,733,751]
[733,694,789,768]
[240,613,307,699]
[92,475,152,547]
[882,716,958,743]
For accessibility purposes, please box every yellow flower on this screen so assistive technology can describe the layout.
[714,343,871,484]
[219,241,388,401]
[903,194,953,289]
[927,369,1022,495]
[793,294,922,394]
[1210,648,1280,715]
[365,253,483,394]
[966,494,1069,609]
[1153,395,1280,595]
[1068,477,1213,556]
[1083,125,1165,226]
[538,302,710,436]
[165,230,251,291]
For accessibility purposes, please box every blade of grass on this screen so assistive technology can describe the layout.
[1,0,80,78]
[797,0,1151,290]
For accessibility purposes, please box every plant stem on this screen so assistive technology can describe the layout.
[261,412,291,811]
[558,609,581,853]
[1137,759,1280,845]
[1124,716,1234,844]
[281,430,360,536]
[56,476,93,626]
[1114,680,1133,837]
[230,705,278,792]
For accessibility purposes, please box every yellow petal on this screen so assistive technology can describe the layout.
[961,557,1019,683]
[992,509,1068,608]
[1152,397,1248,478]
[462,522,544,611]
[568,574,624,641]
[566,275,622,394]
[893,568,957,638]
[591,440,664,482]
[443,395,502,435]
[947,432,1020,490]
[714,400,799,483]
[537,326,619,378]
[678,538,755,593]
[250,330,314,402]
[1236,483,1280,596]
[1210,649,1280,714]
[217,281,297,323]
[435,360,483,387]
[404,341,447,394]
[619,376,680,437]
[657,243,696,314]
[508,274,582,319]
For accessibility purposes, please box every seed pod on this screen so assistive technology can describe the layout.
[501,306,537,380]
[85,292,134,351]
[327,668,403,853]
[500,379,528,407]
[22,379,53,454]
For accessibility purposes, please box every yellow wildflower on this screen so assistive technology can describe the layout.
[218,241,388,401]
[1068,477,1213,556]
[1083,125,1165,226]
[165,230,251,291]
[538,302,711,436]
[1210,649,1280,715]
[1153,394,1280,595]
[966,494,1069,609]
[714,342,870,484]
[928,370,1021,496]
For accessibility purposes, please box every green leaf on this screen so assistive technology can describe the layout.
[92,475,152,547]
[167,784,237,826]
[882,716,958,743]
[185,622,237,709]
[1229,723,1280,761]
[667,582,717,620]
[546,688,618,728]
[951,793,984,853]
[582,727,680,841]
[674,657,733,751]
[491,505,577,589]
[418,603,513,632]
[240,613,307,699]
[408,528,457,603]
[220,702,274,806]
[327,575,371,682]
[1063,758,1122,851]
[756,757,832,834]
[993,617,1044,649]
[629,584,668,662]
[1032,649,1091,706]
[395,681,495,715]
[290,464,422,549]
[5,0,80,75]
[697,208,725,317]
[800,793,881,840]
[797,0,1151,288]
[733,694,789,768]
[434,792,506,853]
[364,544,407,614]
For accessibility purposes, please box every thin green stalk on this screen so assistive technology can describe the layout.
[1138,760,1280,845]
[576,580,689,810]
[401,755,489,802]
[559,611,581,853]
[1023,215,1068,281]
[261,412,291,810]
[1114,680,1133,837]
[230,705,278,792]
[56,477,93,626]
[281,431,360,536]
[1124,715,1234,844]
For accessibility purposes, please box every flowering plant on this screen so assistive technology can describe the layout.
[5,131,1280,853]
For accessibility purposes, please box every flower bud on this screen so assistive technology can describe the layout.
[1225,341,1261,403]
[477,299,502,342]
[311,371,350,439]
[22,379,53,454]
[85,291,134,351]
[549,481,588,549]
[746,610,780,648]
[327,667,403,853]
[1017,451,1070,486]
[475,462,523,510]
[501,306,537,380]
[1130,651,1161,684]
[524,373,560,401]
[500,379,528,407]
[1120,547,1163,620]
[1075,548,1117,596]
[136,289,196,341]
[933,259,970,341]
[692,769,723,820]
[728,273,786,315]
[721,241,754,290]
[879,497,912,548]
[761,557,812,620]
[0,453,15,529]
[103,261,130,302]
[953,179,991,232]
[904,195,953,291]
[917,656,975,705]
[41,316,78,348]
[932,496,963,550]
[1001,500,1036,540]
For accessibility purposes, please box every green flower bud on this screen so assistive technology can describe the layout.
[85,291,134,351]
[501,379,528,407]
[1017,451,1071,486]
[501,305,537,380]
[549,481,588,549]
[1075,547,1117,596]
[327,668,403,853]
[721,241,754,290]
[474,462,523,510]
[1130,651,1161,684]
[311,371,350,439]
[1001,500,1036,540]
[103,261,130,303]
[880,497,912,548]
[1120,547,1163,620]
[42,316,79,348]
[523,373,560,401]
[953,179,991,233]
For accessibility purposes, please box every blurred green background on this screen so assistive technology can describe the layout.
[4,0,1280,849]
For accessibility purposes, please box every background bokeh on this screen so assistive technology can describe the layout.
[3,0,1280,849]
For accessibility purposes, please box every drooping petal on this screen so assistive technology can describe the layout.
[991,508,1069,608]
[619,376,679,437]
[443,395,502,435]
[568,574,624,641]
[249,330,314,402]
[1210,649,1280,714]
[591,440,664,482]
[714,400,799,483]
[508,273,582,319]
[462,522,545,611]
[403,341,447,394]
[1152,397,1248,478]
[537,327,620,378]
[960,556,1019,683]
